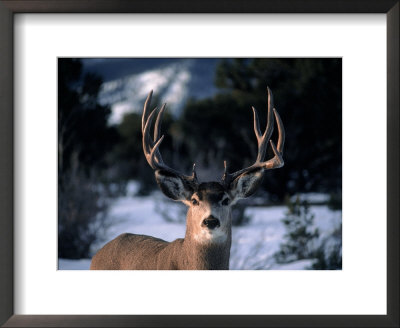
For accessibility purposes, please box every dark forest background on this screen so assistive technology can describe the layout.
[58,58,342,259]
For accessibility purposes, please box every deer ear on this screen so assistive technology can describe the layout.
[155,170,194,201]
[229,167,264,200]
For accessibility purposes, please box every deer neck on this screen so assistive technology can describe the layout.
[181,210,232,270]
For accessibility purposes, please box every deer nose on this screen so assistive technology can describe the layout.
[202,215,220,230]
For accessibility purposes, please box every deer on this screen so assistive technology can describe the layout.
[90,87,285,270]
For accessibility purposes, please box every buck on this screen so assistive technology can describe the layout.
[90,87,285,270]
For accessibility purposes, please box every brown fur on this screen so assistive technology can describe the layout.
[90,233,231,270]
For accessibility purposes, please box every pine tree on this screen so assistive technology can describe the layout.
[275,196,319,263]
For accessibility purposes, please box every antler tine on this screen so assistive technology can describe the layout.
[253,87,275,163]
[222,87,285,186]
[252,107,262,139]
[152,103,166,163]
[263,108,285,169]
[142,90,198,185]
[149,135,165,169]
[142,90,153,133]
[222,160,229,182]
[142,90,166,169]
[273,108,285,153]
[264,86,275,141]
[153,103,166,142]
[191,163,198,183]
[142,107,157,153]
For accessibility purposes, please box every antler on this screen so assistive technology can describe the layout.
[142,90,198,185]
[222,87,285,186]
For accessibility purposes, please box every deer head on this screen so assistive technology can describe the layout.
[142,87,285,245]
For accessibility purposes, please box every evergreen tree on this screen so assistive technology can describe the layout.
[275,196,319,263]
[311,223,342,270]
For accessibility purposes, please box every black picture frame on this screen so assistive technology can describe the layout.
[0,1,398,327]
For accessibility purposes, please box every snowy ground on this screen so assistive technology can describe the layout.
[59,189,341,270]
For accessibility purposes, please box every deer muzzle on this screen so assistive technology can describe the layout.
[202,215,221,230]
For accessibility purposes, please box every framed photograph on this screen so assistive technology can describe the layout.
[0,1,398,327]
[57,56,342,273]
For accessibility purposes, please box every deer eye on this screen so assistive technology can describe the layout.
[192,198,199,205]
[222,198,230,206]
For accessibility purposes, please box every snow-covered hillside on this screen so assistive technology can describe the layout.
[82,58,220,124]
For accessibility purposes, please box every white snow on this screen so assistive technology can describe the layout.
[290,193,331,203]
[58,191,341,271]
[58,258,92,270]
[99,61,193,124]
[271,259,317,270]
